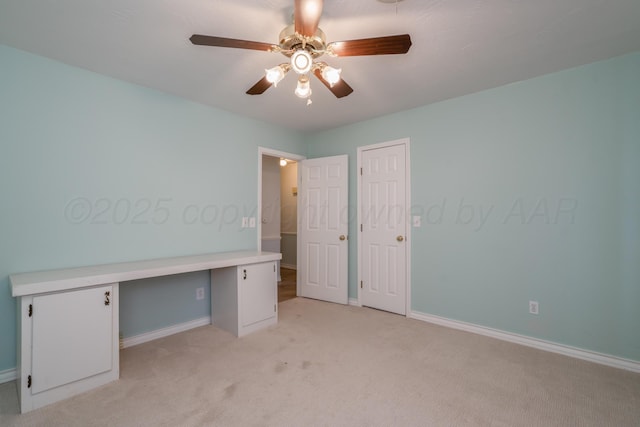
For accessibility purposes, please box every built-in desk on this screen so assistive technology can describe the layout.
[10,250,282,413]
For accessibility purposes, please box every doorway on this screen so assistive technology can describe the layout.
[258,149,349,305]
[258,148,305,303]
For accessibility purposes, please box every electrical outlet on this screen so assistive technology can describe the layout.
[529,300,539,315]
[196,287,205,301]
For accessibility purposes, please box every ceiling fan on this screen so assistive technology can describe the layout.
[189,0,412,104]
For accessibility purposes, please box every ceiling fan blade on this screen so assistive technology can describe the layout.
[294,0,323,37]
[328,34,412,57]
[190,35,273,52]
[313,69,353,98]
[246,76,273,95]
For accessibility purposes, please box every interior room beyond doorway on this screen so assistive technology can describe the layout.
[260,151,299,300]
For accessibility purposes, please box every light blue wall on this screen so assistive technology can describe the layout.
[307,52,640,361]
[1,44,638,373]
[0,45,305,371]
[120,271,211,338]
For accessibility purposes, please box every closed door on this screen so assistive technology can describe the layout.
[298,155,348,304]
[360,143,408,315]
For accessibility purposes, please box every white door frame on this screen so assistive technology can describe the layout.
[257,147,306,253]
[357,138,412,316]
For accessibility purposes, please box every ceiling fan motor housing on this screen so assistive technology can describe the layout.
[279,24,326,57]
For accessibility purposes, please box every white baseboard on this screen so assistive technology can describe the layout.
[1,318,213,383]
[122,316,211,349]
[280,264,297,270]
[0,368,17,384]
[348,298,361,307]
[409,310,640,373]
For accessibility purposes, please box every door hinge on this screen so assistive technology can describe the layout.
[28,304,32,317]
[360,167,363,175]
[274,304,277,312]
[360,224,363,232]
[274,264,276,273]
[27,375,32,388]
[360,280,363,289]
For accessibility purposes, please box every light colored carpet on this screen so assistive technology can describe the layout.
[1,297,639,426]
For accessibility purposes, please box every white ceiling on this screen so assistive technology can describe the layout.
[1,0,639,132]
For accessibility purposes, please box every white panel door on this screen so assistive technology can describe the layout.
[361,144,407,314]
[299,155,348,304]
[31,285,114,394]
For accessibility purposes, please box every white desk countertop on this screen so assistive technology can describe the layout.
[10,250,282,297]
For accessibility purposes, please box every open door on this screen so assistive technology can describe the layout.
[298,155,349,304]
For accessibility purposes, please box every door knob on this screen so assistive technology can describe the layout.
[339,235,347,241]
[396,235,404,242]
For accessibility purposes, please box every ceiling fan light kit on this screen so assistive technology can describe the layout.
[189,0,412,104]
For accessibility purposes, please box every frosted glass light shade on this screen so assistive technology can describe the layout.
[291,50,313,74]
[265,65,285,87]
[295,76,311,98]
[321,66,341,87]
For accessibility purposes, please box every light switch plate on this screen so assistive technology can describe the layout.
[242,217,248,228]
[249,217,256,228]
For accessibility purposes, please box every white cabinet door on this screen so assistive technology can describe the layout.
[240,262,277,328]
[31,285,114,394]
[211,261,277,337]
